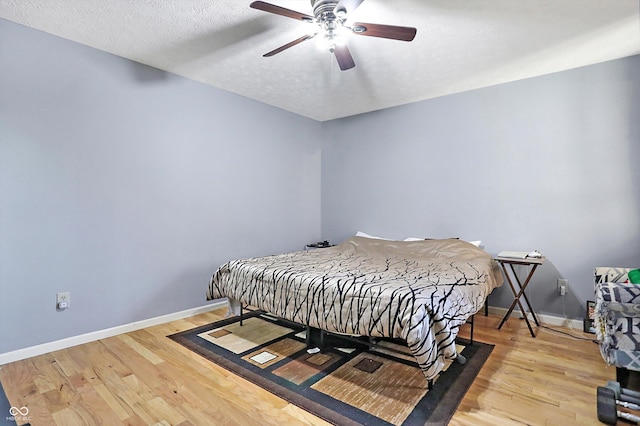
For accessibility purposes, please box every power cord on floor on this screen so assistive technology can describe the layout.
[538,324,599,343]
[537,292,599,343]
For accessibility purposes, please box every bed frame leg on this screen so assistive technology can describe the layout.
[428,379,433,390]
[470,314,475,345]
[305,326,311,347]
[240,303,243,326]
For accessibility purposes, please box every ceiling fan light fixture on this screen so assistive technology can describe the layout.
[319,17,348,50]
[318,29,346,52]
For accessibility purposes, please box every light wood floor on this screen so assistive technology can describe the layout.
[0,308,614,425]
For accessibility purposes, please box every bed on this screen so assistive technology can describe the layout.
[206,236,503,380]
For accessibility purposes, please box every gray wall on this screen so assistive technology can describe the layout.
[321,55,640,320]
[0,20,322,353]
[2,18,638,356]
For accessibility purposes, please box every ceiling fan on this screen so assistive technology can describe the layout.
[250,0,417,71]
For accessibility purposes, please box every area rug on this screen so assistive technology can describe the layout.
[1,382,18,426]
[168,310,493,426]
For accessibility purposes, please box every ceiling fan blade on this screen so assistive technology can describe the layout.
[334,0,365,15]
[250,1,314,22]
[333,44,356,71]
[263,34,316,57]
[351,22,417,41]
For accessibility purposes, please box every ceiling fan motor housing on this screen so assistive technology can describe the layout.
[311,0,341,22]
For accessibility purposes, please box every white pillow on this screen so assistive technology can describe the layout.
[403,237,482,247]
[355,231,392,240]
[357,232,481,247]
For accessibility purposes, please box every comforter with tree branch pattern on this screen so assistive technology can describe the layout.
[206,236,503,380]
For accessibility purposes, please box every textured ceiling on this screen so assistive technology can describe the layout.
[1,0,639,121]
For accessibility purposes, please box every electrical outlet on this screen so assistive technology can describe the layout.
[57,292,70,310]
[557,279,568,296]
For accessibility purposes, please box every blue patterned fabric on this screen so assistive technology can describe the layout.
[594,267,640,371]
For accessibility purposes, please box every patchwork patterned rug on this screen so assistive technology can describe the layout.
[168,311,492,426]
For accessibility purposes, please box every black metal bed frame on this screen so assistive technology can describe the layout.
[237,303,476,390]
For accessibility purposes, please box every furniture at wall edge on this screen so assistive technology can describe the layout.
[594,267,640,388]
[495,255,545,337]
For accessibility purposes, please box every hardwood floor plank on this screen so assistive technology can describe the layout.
[93,383,131,420]
[117,334,165,366]
[147,396,188,425]
[0,308,615,425]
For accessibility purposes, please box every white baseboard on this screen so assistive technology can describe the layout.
[486,306,585,329]
[0,302,583,366]
[0,301,226,366]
